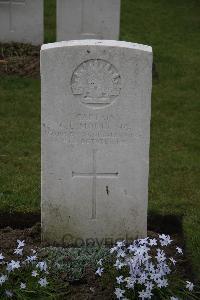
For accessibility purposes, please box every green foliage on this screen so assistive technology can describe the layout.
[42,246,110,281]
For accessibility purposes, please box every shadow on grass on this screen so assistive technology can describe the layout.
[148,213,183,235]
[0,212,183,235]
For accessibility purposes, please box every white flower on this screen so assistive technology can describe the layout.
[31,249,37,254]
[95,267,104,276]
[0,253,5,260]
[38,277,48,287]
[128,244,137,252]
[6,260,20,272]
[116,241,125,248]
[125,277,136,289]
[176,247,183,254]
[137,272,148,284]
[114,259,126,270]
[26,255,37,262]
[155,249,166,262]
[110,246,118,253]
[149,238,157,246]
[159,234,172,246]
[170,297,179,300]
[114,288,125,299]
[0,275,7,285]
[20,282,26,289]
[14,248,23,256]
[32,270,39,277]
[5,290,13,298]
[116,275,124,284]
[138,238,149,245]
[138,289,153,299]
[17,240,25,248]
[157,278,168,288]
[186,281,194,291]
[145,281,154,291]
[97,258,103,266]
[117,249,126,258]
[36,261,47,272]
[169,257,176,265]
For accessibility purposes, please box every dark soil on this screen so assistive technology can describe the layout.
[0,43,40,78]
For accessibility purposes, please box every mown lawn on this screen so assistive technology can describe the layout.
[0,0,200,277]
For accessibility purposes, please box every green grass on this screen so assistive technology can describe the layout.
[0,0,200,278]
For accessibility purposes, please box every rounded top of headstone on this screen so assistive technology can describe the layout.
[41,40,152,53]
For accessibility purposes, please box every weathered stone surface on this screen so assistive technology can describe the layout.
[56,0,121,41]
[0,0,43,45]
[41,40,152,245]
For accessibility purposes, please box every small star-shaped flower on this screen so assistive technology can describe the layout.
[0,253,5,260]
[95,267,104,276]
[186,281,194,291]
[20,282,26,289]
[176,247,183,254]
[38,277,48,287]
[17,240,25,248]
[32,270,39,277]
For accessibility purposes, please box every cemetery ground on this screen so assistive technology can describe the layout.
[0,0,199,298]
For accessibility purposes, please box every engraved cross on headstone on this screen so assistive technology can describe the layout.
[72,149,119,219]
[0,0,25,32]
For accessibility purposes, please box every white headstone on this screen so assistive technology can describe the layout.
[57,0,121,41]
[41,40,152,246]
[0,0,43,45]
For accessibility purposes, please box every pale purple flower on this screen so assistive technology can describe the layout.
[149,239,157,246]
[138,238,149,245]
[117,248,126,258]
[116,275,124,284]
[170,297,179,300]
[20,282,26,289]
[0,275,7,285]
[6,260,20,272]
[5,290,13,298]
[32,270,39,277]
[169,257,176,265]
[97,258,103,266]
[110,246,118,253]
[0,253,5,260]
[128,244,137,252]
[114,287,125,299]
[176,247,183,255]
[125,277,136,289]
[155,249,166,263]
[116,241,125,248]
[145,281,154,291]
[14,248,23,256]
[17,240,25,248]
[157,278,168,288]
[186,281,194,291]
[26,255,37,262]
[139,289,152,299]
[38,277,48,287]
[114,259,126,270]
[95,267,104,276]
[159,234,173,246]
[36,261,47,272]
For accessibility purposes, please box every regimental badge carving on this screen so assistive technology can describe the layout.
[71,59,121,108]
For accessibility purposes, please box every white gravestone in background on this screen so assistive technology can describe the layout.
[57,0,121,41]
[0,0,43,45]
[41,40,152,245]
